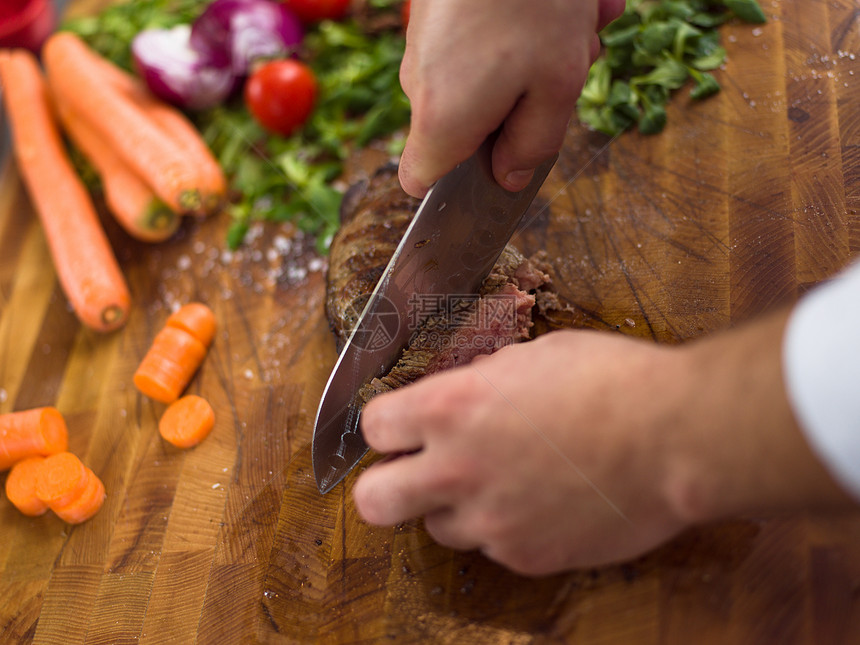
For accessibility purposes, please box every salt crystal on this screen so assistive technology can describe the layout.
[273,235,292,254]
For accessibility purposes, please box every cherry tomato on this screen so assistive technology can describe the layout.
[244,59,317,137]
[281,0,350,24]
[401,0,410,29]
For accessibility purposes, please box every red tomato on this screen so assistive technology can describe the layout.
[401,0,410,29]
[244,59,317,137]
[281,0,350,24]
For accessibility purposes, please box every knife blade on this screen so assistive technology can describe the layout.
[312,139,557,494]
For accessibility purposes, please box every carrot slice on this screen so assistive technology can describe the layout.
[0,49,131,332]
[79,53,226,216]
[133,326,208,404]
[159,395,215,448]
[35,452,90,509]
[53,98,180,243]
[0,407,69,471]
[166,303,217,348]
[42,32,203,213]
[5,456,49,516]
[52,466,105,524]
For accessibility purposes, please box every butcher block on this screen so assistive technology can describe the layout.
[2,0,860,642]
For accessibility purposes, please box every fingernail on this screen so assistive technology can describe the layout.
[504,169,533,191]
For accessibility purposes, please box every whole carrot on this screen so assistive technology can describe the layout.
[53,98,180,243]
[0,407,69,471]
[76,51,227,216]
[5,456,50,516]
[0,49,131,332]
[43,32,203,213]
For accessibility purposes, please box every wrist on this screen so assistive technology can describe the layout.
[659,309,854,526]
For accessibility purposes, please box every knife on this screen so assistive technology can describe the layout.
[312,138,557,494]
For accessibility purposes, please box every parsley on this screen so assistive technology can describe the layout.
[63,1,410,253]
[577,0,767,136]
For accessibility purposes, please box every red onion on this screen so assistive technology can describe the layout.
[131,24,236,111]
[131,1,303,112]
[190,0,304,76]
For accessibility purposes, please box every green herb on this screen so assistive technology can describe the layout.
[63,1,410,252]
[577,0,767,137]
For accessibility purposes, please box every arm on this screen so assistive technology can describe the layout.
[353,305,855,576]
[397,0,625,198]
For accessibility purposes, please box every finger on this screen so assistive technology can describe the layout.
[491,61,588,191]
[360,391,424,454]
[398,113,494,198]
[598,0,627,31]
[590,33,601,65]
[423,507,483,551]
[353,452,453,526]
[398,70,523,197]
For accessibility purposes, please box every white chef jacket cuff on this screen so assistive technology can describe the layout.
[783,261,860,502]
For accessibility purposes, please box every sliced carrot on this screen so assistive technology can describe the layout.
[43,32,203,213]
[53,98,180,243]
[35,451,90,509]
[5,456,49,516]
[166,303,217,348]
[159,395,215,448]
[81,53,226,215]
[133,326,208,404]
[0,49,131,332]
[52,466,105,524]
[0,407,69,471]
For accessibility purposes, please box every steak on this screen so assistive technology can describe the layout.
[325,163,556,402]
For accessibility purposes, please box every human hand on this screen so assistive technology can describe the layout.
[353,312,853,576]
[397,0,626,198]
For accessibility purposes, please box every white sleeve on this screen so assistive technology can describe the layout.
[783,260,860,501]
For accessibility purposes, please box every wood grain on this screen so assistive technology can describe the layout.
[2,0,860,642]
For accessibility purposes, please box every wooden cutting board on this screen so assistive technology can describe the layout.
[2,1,860,643]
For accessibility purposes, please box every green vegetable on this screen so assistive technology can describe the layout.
[577,0,768,137]
[63,0,410,252]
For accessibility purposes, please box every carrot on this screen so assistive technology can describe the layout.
[52,98,181,243]
[35,451,90,509]
[79,53,227,216]
[0,407,69,471]
[5,456,49,516]
[0,49,131,332]
[133,326,208,404]
[52,466,105,524]
[42,32,203,213]
[166,303,217,348]
[159,395,215,448]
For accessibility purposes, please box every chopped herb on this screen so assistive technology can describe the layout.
[577,0,767,137]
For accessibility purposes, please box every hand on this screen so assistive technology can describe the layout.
[354,311,853,576]
[397,0,626,198]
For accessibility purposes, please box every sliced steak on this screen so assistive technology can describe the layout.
[325,163,555,401]
[326,163,420,350]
